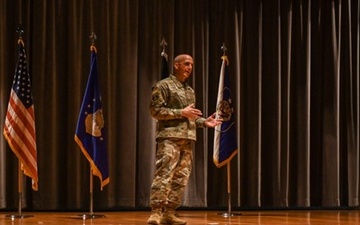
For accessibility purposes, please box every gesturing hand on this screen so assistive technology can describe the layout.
[204,113,222,128]
[181,103,203,119]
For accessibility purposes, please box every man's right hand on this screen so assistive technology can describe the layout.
[181,103,203,119]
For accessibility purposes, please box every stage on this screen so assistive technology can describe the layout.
[0,209,360,224]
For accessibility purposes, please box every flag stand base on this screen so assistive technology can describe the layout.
[7,162,34,220]
[78,213,105,220]
[6,214,34,219]
[75,168,105,220]
[217,163,241,218]
[217,212,242,217]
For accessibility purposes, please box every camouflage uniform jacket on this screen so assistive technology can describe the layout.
[150,74,206,141]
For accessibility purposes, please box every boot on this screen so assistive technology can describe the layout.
[147,208,162,225]
[160,210,186,225]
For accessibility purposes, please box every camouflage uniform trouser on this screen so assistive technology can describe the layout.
[150,138,193,210]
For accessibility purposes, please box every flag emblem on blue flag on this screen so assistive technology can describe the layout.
[213,55,238,168]
[74,46,109,189]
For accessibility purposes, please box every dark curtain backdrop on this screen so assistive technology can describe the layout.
[0,0,359,211]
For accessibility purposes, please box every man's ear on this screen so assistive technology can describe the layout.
[174,62,179,70]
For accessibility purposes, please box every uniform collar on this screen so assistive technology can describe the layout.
[170,74,187,89]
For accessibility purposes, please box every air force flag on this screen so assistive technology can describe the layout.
[213,55,238,168]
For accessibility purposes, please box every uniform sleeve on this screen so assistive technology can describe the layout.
[195,117,206,128]
[149,85,184,120]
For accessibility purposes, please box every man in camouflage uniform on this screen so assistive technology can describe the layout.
[148,54,222,225]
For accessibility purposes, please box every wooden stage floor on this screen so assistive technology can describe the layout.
[1,209,360,224]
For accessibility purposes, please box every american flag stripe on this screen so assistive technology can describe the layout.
[3,131,37,179]
[4,92,37,178]
[4,120,37,166]
[5,91,36,145]
[3,122,37,166]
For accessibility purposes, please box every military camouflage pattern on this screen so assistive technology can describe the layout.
[150,138,193,209]
[149,74,207,210]
[150,74,206,141]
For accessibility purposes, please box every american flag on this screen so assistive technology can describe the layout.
[3,39,38,190]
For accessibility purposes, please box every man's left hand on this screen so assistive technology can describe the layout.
[204,113,222,128]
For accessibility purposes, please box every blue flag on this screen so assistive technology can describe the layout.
[74,46,109,189]
[213,55,238,168]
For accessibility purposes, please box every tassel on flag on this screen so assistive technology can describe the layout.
[213,54,238,168]
[161,51,169,79]
[74,44,110,190]
[3,38,38,190]
[160,38,169,79]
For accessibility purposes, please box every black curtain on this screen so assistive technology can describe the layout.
[0,0,359,210]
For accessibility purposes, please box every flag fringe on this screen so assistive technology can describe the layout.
[90,45,97,53]
[3,132,38,190]
[213,149,238,168]
[74,135,110,190]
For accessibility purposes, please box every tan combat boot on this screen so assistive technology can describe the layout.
[147,208,162,225]
[160,210,186,225]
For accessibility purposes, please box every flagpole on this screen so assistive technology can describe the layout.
[17,161,23,216]
[79,167,104,219]
[77,32,105,220]
[90,168,94,215]
[5,26,34,220]
[226,162,232,216]
[6,160,33,219]
[218,162,241,217]
[216,43,241,218]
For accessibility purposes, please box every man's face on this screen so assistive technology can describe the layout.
[175,56,194,82]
